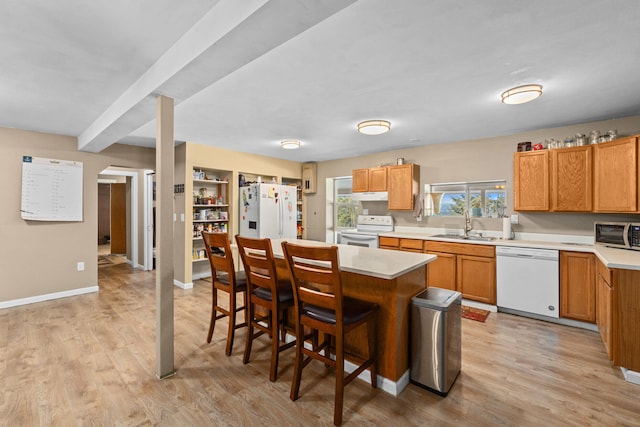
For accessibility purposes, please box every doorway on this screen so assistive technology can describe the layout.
[98,167,155,270]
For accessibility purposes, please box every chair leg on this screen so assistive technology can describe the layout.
[225,291,236,356]
[368,316,377,389]
[243,300,254,364]
[334,333,345,426]
[290,319,304,401]
[269,305,279,382]
[207,287,218,343]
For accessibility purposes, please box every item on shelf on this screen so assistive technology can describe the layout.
[575,133,587,146]
[589,130,600,144]
[517,141,532,152]
[533,143,544,150]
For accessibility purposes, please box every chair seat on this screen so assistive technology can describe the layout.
[216,270,247,287]
[302,297,377,325]
[254,279,294,303]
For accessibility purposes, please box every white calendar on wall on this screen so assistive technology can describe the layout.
[21,156,83,221]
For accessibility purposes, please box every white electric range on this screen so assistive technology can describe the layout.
[339,215,394,248]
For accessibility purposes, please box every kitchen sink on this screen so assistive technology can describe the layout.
[430,234,495,242]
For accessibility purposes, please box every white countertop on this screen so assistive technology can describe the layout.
[380,231,640,271]
[270,238,436,280]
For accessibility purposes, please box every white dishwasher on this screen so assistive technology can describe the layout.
[496,246,559,318]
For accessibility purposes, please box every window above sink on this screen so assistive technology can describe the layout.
[425,180,507,218]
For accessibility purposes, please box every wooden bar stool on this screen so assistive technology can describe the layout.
[235,235,296,382]
[202,231,247,356]
[281,241,378,426]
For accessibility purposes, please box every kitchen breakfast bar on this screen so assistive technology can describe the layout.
[269,239,436,395]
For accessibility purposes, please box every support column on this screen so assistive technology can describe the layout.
[155,95,175,378]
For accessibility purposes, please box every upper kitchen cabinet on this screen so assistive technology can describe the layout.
[514,150,549,211]
[550,145,592,211]
[387,164,419,210]
[593,136,638,212]
[352,168,369,192]
[352,166,387,192]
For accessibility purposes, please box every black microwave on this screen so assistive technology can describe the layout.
[594,222,640,250]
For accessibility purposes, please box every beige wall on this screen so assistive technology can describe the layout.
[174,142,303,285]
[305,115,640,241]
[0,127,155,303]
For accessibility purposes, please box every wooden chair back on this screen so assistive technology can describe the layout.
[235,235,277,293]
[202,231,237,284]
[281,242,343,317]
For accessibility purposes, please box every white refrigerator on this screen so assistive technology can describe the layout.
[239,183,298,239]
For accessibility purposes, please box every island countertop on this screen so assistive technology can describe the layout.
[267,238,435,393]
[269,238,436,280]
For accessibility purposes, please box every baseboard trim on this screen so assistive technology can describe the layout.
[344,357,410,396]
[621,368,640,386]
[0,286,99,309]
[173,279,193,290]
[293,337,409,396]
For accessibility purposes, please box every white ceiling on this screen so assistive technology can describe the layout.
[2,0,640,162]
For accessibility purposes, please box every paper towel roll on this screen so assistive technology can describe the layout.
[502,217,512,240]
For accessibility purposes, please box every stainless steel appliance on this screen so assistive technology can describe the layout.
[410,287,461,396]
[595,221,640,250]
[338,215,393,248]
[496,246,559,318]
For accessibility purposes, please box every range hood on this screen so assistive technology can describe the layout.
[351,191,388,201]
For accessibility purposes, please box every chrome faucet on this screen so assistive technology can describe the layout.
[464,209,472,237]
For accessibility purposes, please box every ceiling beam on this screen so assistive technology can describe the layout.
[77,0,358,152]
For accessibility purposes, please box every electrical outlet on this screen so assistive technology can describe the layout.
[363,209,369,215]
[77,262,85,271]
[510,214,519,224]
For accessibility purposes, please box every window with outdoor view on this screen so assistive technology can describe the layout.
[334,177,358,230]
[427,180,507,218]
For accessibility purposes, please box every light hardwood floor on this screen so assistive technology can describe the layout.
[1,263,638,426]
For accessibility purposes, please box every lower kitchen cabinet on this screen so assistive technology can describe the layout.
[425,241,496,304]
[379,236,399,250]
[424,251,456,291]
[560,251,596,323]
[379,236,424,252]
[596,259,614,360]
[457,254,496,304]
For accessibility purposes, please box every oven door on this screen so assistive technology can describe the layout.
[339,232,379,248]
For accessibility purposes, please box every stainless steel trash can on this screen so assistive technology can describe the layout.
[410,287,462,396]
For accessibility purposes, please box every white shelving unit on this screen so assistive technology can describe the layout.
[191,169,231,269]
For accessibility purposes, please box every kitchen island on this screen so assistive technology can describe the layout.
[269,239,436,395]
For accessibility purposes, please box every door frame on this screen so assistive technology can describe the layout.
[143,170,155,270]
[100,167,139,268]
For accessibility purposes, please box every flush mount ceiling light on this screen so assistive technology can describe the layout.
[280,140,301,149]
[357,120,391,135]
[501,84,543,105]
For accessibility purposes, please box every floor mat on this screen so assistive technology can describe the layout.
[462,305,490,322]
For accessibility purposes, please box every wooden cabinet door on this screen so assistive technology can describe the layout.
[596,272,613,360]
[457,255,496,304]
[426,251,456,291]
[551,146,592,211]
[514,150,549,211]
[593,137,637,212]
[399,238,424,253]
[378,236,399,250]
[368,166,388,191]
[560,251,595,322]
[352,168,369,192]
[388,164,419,210]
